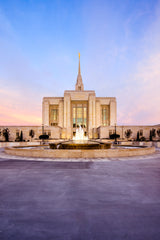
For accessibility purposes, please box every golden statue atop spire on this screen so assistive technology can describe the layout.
[75,52,84,91]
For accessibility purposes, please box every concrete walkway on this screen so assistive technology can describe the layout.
[0,148,160,240]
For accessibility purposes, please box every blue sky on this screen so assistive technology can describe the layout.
[0,0,160,125]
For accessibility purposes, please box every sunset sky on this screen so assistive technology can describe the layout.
[0,0,160,126]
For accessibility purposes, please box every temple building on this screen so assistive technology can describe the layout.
[0,55,159,142]
[42,54,117,139]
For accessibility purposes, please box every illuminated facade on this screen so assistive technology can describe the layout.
[42,55,117,139]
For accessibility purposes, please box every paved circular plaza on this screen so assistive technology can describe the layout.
[0,148,160,240]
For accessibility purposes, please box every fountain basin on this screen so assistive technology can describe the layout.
[4,143,155,159]
[49,141,111,150]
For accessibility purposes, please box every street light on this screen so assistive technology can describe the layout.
[42,124,44,135]
[41,124,48,145]
[114,123,117,144]
[122,126,124,140]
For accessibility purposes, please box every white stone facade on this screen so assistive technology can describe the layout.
[42,56,117,139]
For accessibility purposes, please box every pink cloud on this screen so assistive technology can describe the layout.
[117,53,160,125]
[0,87,42,126]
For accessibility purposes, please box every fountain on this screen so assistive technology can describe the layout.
[49,127,111,150]
[4,127,155,158]
[73,126,88,141]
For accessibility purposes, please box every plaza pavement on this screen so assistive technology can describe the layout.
[0,148,160,240]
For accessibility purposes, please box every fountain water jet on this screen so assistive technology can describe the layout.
[49,126,111,149]
[72,126,88,141]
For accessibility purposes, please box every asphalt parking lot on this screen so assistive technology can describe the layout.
[0,151,160,240]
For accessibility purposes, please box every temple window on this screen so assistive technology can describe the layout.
[101,105,110,126]
[49,105,58,126]
[72,102,87,128]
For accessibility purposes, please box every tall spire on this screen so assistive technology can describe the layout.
[75,53,84,91]
[78,52,81,75]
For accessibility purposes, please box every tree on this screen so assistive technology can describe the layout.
[29,129,35,141]
[125,129,132,140]
[2,128,10,142]
[157,129,160,140]
[152,129,156,138]
[149,130,152,141]
[136,131,140,141]
[20,131,23,142]
[150,128,156,141]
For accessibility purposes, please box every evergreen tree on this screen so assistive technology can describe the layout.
[157,129,160,140]
[29,129,35,141]
[20,131,23,142]
[150,129,156,141]
[149,130,152,141]
[136,131,140,141]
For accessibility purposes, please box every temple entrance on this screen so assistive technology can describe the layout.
[72,101,88,138]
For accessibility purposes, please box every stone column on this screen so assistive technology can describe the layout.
[96,100,101,127]
[88,94,96,138]
[64,93,71,139]
[58,100,64,128]
[42,100,49,126]
[63,99,67,128]
[92,98,96,127]
[110,99,117,126]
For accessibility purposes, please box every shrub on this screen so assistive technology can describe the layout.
[29,129,35,139]
[125,129,132,139]
[3,128,10,142]
[140,136,146,141]
[39,134,49,140]
[110,133,120,139]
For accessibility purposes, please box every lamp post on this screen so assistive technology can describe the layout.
[114,123,117,144]
[41,124,46,145]
[122,126,124,140]
[42,124,44,135]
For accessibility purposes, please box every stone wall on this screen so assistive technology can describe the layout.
[98,125,160,140]
[0,126,61,142]
[0,125,159,141]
